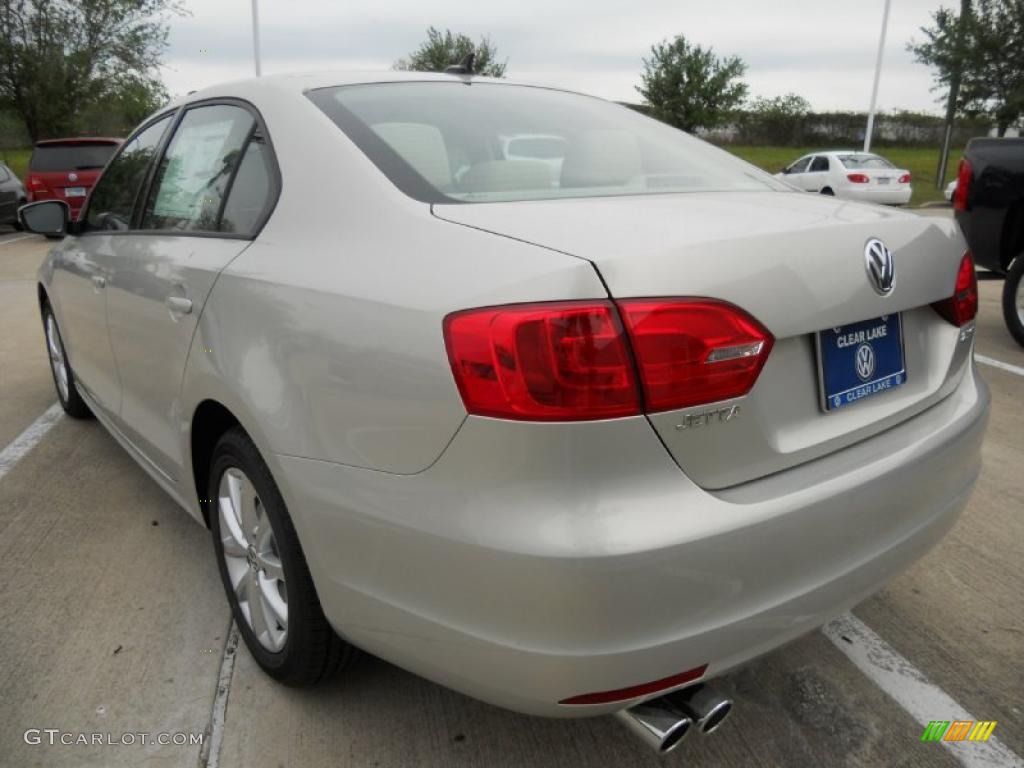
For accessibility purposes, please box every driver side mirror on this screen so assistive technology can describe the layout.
[19,200,71,238]
[780,167,790,174]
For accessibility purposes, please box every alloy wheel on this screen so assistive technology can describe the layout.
[45,314,70,403]
[218,467,289,652]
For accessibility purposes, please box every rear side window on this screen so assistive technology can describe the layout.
[142,105,255,232]
[0,165,10,182]
[810,156,830,172]
[30,143,118,172]
[85,116,172,231]
[219,138,274,234]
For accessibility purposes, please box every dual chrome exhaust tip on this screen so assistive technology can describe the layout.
[613,683,733,755]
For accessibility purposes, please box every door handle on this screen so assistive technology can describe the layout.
[165,296,193,315]
[91,275,106,289]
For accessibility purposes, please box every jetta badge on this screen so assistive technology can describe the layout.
[865,238,895,295]
[68,172,78,182]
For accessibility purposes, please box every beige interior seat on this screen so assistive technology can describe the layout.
[371,122,452,190]
[459,160,554,194]
[560,129,643,188]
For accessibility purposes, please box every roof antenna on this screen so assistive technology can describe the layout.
[444,52,475,75]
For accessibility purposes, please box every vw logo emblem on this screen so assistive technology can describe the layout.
[865,238,895,295]
[68,172,78,182]
[855,343,875,381]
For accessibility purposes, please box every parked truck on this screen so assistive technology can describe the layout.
[953,137,1024,347]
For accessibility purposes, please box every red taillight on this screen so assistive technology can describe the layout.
[932,252,978,326]
[26,174,45,190]
[847,173,870,183]
[443,299,774,420]
[559,664,708,705]
[953,158,971,211]
[617,299,773,411]
[443,301,641,421]
[898,173,911,184]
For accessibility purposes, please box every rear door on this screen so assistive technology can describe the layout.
[104,101,277,483]
[803,155,830,192]
[53,116,173,415]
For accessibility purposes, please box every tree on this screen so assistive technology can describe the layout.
[742,93,811,144]
[0,0,181,141]
[395,27,507,78]
[637,35,747,132]
[912,0,1024,136]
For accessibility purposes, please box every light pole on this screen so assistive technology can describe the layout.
[863,0,892,152]
[250,0,262,76]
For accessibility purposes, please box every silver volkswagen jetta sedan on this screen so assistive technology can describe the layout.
[22,71,988,753]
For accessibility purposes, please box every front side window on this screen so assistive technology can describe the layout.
[786,157,811,174]
[142,105,255,232]
[309,82,785,204]
[85,116,172,231]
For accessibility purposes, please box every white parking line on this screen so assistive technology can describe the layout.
[0,233,33,246]
[823,614,1022,768]
[202,620,239,768]
[976,354,1024,378]
[0,403,64,482]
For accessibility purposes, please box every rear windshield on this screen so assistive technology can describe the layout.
[30,143,119,172]
[308,82,783,203]
[837,154,894,170]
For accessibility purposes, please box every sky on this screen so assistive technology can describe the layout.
[160,0,951,114]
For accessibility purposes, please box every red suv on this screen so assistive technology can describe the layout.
[26,138,122,220]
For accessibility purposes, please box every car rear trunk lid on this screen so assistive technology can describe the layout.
[434,191,972,488]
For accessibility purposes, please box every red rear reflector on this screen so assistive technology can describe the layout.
[559,664,708,705]
[953,158,971,211]
[847,173,870,183]
[618,299,773,412]
[932,252,978,326]
[443,301,641,421]
[898,173,911,184]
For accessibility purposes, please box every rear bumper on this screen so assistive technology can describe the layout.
[278,363,988,717]
[840,186,913,205]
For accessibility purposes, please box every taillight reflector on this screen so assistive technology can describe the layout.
[847,173,870,183]
[617,299,773,411]
[932,252,978,326]
[953,159,971,211]
[559,664,708,705]
[444,299,774,420]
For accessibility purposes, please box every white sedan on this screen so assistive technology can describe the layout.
[776,150,912,205]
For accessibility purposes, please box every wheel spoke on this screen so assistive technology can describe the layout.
[259,574,288,627]
[239,486,259,540]
[257,551,284,581]
[235,567,254,602]
[219,494,247,552]
[247,575,269,638]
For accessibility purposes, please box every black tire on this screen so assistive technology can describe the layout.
[209,427,355,686]
[820,187,835,196]
[1002,256,1024,348]
[42,304,92,419]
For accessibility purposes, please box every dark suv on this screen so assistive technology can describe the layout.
[26,138,121,220]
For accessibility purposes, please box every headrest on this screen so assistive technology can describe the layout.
[560,129,643,189]
[371,122,452,189]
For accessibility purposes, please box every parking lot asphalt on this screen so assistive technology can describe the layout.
[1,225,1021,768]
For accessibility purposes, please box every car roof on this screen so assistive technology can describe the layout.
[34,137,123,146]
[166,70,581,110]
